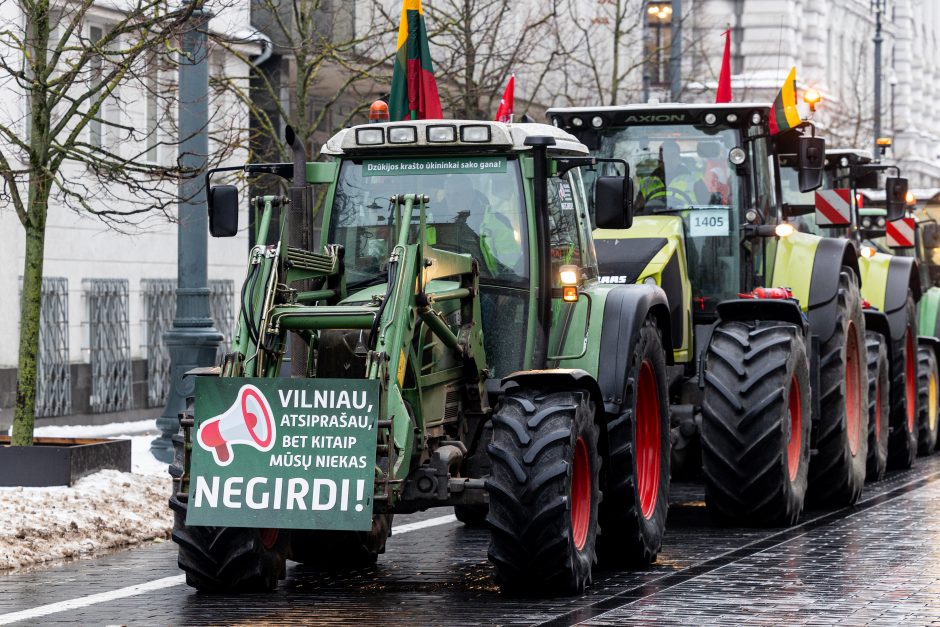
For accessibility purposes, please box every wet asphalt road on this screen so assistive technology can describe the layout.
[3,456,940,626]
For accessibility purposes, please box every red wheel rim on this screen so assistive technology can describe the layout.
[906,329,916,432]
[260,528,278,549]
[845,322,861,456]
[787,376,802,482]
[570,437,591,551]
[636,360,661,520]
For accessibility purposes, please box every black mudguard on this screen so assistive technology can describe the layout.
[864,309,895,365]
[715,298,808,331]
[595,284,672,416]
[883,256,921,342]
[806,238,862,344]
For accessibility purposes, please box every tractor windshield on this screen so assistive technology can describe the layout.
[592,123,745,311]
[327,155,531,377]
[329,156,528,288]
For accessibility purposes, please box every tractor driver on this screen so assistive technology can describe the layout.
[637,140,698,209]
[479,176,526,280]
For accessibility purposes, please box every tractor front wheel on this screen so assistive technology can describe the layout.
[170,434,289,592]
[865,332,890,482]
[916,346,939,455]
[888,297,919,469]
[598,316,669,566]
[485,387,600,594]
[807,270,868,506]
[701,321,812,526]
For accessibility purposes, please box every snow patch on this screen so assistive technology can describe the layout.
[1,420,173,571]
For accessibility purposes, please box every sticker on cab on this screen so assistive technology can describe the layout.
[688,208,730,237]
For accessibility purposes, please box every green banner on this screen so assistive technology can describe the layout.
[186,378,379,531]
[362,156,507,177]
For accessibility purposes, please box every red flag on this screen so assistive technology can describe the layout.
[495,74,515,123]
[716,29,732,103]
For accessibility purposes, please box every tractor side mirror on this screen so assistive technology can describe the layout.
[922,223,940,249]
[798,136,826,193]
[885,176,909,221]
[208,185,239,237]
[594,175,634,230]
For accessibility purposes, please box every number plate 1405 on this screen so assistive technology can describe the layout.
[689,209,730,237]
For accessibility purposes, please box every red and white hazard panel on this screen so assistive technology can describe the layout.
[815,189,852,226]
[886,217,916,248]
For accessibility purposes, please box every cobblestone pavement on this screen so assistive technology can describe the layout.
[2,457,940,626]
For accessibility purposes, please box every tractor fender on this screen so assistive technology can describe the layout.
[918,336,940,369]
[804,238,862,345]
[715,298,807,331]
[500,368,609,460]
[884,256,922,342]
[595,285,672,415]
[863,309,895,366]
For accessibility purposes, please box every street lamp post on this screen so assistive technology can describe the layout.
[872,0,886,155]
[151,1,222,462]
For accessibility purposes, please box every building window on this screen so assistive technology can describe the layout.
[646,2,673,88]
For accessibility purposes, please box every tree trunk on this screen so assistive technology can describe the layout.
[11,184,50,447]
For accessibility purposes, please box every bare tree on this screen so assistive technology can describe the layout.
[0,0,239,445]
[213,0,395,164]
[817,39,875,149]
[409,0,560,120]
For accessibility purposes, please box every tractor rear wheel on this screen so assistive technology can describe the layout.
[289,515,392,568]
[597,316,669,566]
[170,432,289,592]
[807,270,868,506]
[916,346,939,455]
[888,296,919,469]
[485,387,600,594]
[865,332,890,482]
[701,321,812,526]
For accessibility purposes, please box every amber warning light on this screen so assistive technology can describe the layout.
[369,100,390,123]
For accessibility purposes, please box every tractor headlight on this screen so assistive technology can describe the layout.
[570,117,584,128]
[862,217,872,228]
[775,222,795,238]
[355,128,384,145]
[729,147,747,165]
[427,125,457,143]
[461,125,491,142]
[877,216,886,227]
[388,126,417,144]
[559,264,579,286]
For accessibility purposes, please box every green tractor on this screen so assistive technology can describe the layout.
[547,103,870,525]
[169,120,675,594]
[849,177,940,459]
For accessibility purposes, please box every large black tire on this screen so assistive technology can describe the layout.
[597,317,669,566]
[807,270,868,506]
[486,387,600,594]
[916,346,939,455]
[289,514,392,568]
[865,332,890,482]
[888,296,919,469]
[701,321,812,526]
[170,432,289,592]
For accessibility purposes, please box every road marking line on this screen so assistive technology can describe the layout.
[0,575,186,625]
[391,514,458,535]
[0,513,460,624]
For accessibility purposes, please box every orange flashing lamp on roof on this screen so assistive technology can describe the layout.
[369,100,390,123]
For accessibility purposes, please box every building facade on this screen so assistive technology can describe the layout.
[0,2,257,427]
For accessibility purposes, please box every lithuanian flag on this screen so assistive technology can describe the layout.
[769,66,802,135]
[389,0,443,121]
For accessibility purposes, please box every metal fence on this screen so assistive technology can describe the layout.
[141,279,176,407]
[142,280,236,407]
[85,279,133,413]
[35,277,71,417]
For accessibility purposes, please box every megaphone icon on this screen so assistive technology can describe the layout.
[196,384,276,466]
